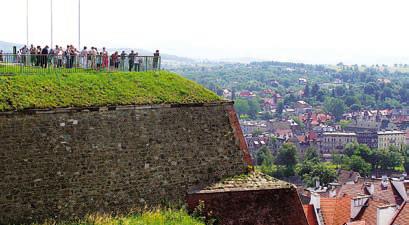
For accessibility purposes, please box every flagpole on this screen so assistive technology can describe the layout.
[26,0,29,46]
[78,0,81,49]
[51,0,53,48]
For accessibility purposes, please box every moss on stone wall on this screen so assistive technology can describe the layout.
[0,71,222,111]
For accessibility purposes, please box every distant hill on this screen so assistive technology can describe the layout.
[0,41,21,52]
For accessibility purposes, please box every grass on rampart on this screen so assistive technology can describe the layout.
[0,70,222,111]
[33,209,205,225]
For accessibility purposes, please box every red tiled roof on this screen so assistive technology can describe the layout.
[390,201,409,225]
[354,200,386,225]
[321,198,337,225]
[338,180,403,206]
[371,180,404,205]
[334,196,353,225]
[320,196,351,225]
[338,182,367,197]
[337,170,360,185]
[239,91,253,97]
[303,204,319,225]
[297,135,306,143]
[311,120,319,126]
[308,131,318,141]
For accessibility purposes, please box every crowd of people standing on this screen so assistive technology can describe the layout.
[0,45,161,71]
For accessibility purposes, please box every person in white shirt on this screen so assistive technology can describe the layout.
[57,47,63,68]
[134,52,143,72]
[81,46,88,69]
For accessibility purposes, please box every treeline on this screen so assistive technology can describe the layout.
[257,143,409,187]
[171,61,409,115]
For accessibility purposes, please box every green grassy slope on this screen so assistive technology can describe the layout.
[0,71,222,111]
[33,209,205,225]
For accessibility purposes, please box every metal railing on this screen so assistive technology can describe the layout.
[0,53,161,74]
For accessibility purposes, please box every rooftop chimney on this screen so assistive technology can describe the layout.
[310,192,321,210]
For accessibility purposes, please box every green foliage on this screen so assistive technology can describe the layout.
[404,146,409,173]
[276,101,284,116]
[0,71,222,111]
[324,97,347,121]
[344,96,361,107]
[304,147,320,163]
[373,147,404,171]
[256,146,274,166]
[340,143,405,175]
[247,97,262,118]
[252,129,263,137]
[339,120,352,130]
[234,98,250,115]
[311,83,320,97]
[275,143,298,176]
[348,155,372,176]
[192,201,217,225]
[234,97,261,119]
[32,208,205,225]
[303,84,310,97]
[291,116,305,129]
[296,162,337,187]
[171,61,409,110]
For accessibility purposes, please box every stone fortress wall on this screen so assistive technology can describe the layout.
[0,102,251,224]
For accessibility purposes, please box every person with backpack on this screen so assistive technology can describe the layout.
[120,51,127,71]
[128,50,135,71]
[41,46,49,68]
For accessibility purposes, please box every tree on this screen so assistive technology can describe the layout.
[403,155,409,173]
[296,162,337,187]
[276,101,284,117]
[350,104,362,111]
[339,120,352,130]
[284,94,297,105]
[304,84,310,97]
[363,82,379,95]
[373,147,404,170]
[332,153,349,169]
[324,97,347,121]
[344,96,360,107]
[275,143,298,176]
[248,98,261,119]
[316,90,326,102]
[344,142,374,165]
[252,129,263,137]
[311,83,320,97]
[234,99,249,115]
[304,147,320,163]
[256,146,273,166]
[292,116,305,129]
[334,86,346,97]
[349,155,372,176]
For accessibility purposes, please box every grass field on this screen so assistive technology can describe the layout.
[33,209,205,225]
[0,70,222,111]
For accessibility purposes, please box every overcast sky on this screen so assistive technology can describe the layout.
[2,0,409,64]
